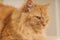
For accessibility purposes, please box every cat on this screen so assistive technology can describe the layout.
[0,0,49,40]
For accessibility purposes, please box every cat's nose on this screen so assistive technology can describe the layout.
[42,23,46,26]
[41,21,46,26]
[43,23,45,26]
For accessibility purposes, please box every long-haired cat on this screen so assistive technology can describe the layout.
[0,0,49,40]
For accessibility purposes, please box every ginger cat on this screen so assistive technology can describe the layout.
[0,0,49,40]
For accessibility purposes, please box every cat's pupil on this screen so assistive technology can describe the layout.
[35,16,41,19]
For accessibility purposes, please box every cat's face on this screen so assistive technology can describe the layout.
[24,5,49,31]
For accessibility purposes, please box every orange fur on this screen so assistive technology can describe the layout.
[0,1,49,40]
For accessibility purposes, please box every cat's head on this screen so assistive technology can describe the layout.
[11,4,49,33]
[24,4,49,32]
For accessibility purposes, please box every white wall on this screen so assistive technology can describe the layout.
[59,0,60,36]
[46,0,57,36]
[2,0,26,8]
[1,0,57,36]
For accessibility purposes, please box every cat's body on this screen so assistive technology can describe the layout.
[0,4,16,40]
[0,0,49,40]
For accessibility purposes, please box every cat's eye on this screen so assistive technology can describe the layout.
[35,16,41,19]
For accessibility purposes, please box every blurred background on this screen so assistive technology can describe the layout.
[0,0,60,40]
[59,0,60,37]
